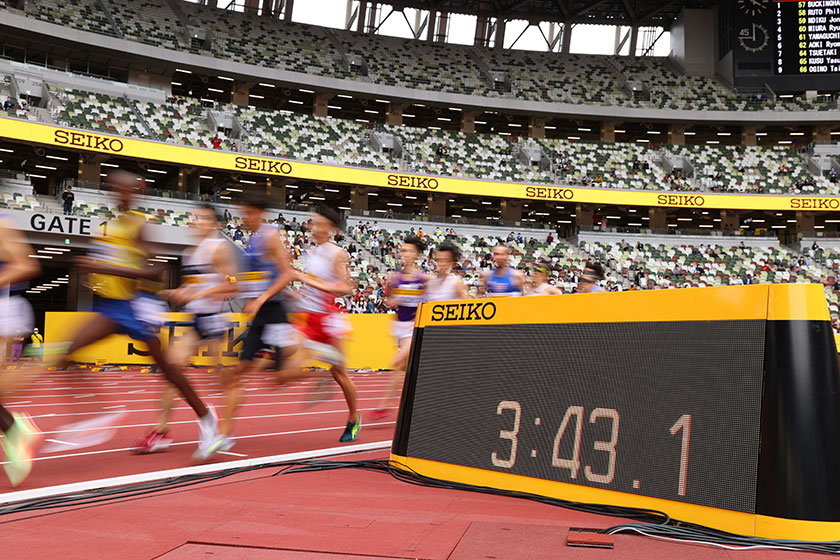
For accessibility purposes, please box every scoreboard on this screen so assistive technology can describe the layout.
[775,0,840,75]
[732,0,840,90]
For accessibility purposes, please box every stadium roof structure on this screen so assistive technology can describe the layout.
[388,0,720,28]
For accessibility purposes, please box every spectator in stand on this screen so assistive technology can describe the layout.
[546,233,554,244]
[744,273,754,285]
[211,135,222,149]
[62,186,75,215]
[813,241,820,252]
[223,208,232,223]
[3,97,13,111]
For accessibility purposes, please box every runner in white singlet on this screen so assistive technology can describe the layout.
[526,260,560,296]
[132,203,238,454]
[425,241,469,302]
[278,208,361,443]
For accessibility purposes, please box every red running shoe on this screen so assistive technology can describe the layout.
[131,430,173,454]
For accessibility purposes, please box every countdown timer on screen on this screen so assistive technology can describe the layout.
[403,321,765,513]
[776,0,840,75]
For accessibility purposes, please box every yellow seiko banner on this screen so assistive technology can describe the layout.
[45,312,397,370]
[2,116,838,212]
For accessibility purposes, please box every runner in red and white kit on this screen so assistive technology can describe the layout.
[279,207,361,442]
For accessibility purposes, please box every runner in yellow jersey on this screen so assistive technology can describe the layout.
[52,171,222,460]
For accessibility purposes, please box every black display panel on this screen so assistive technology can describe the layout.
[405,322,765,513]
[775,0,840,75]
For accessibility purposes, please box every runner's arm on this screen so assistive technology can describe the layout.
[0,217,39,287]
[296,250,353,296]
[250,230,295,307]
[453,277,469,299]
[185,242,239,302]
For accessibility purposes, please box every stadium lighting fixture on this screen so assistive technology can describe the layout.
[101,162,119,167]
[646,130,661,135]
[45,155,69,161]
[45,247,71,252]
[175,68,192,74]
[219,196,231,200]
[787,219,797,223]
[218,76,234,81]
[430,126,442,130]
[171,82,182,86]
[698,224,714,228]
[100,173,107,177]
[535,212,549,216]
[310,196,326,201]
[328,105,341,110]
[756,132,768,136]
[713,218,721,222]
[448,199,454,202]
[815,225,825,229]
[28,254,51,259]
[751,219,766,223]
[509,123,522,127]
[145,179,156,183]
[404,195,417,199]
[286,185,299,189]
[414,104,426,107]
[498,132,510,135]
[375,209,387,213]
[790,132,805,136]
[258,83,275,88]
[35,165,57,170]
[154,256,179,260]
[437,117,451,122]
[249,95,265,99]
[474,120,487,125]
[557,220,572,224]
[677,218,693,221]
[614,129,626,133]
[337,94,353,99]
[147,169,167,174]
[545,126,556,130]
[578,128,591,132]
[684,131,696,135]
[207,88,224,93]
[667,224,678,227]
[825,219,840,223]
[42,283,61,287]
[628,222,643,227]
[0,148,13,153]
[449,107,462,111]
[227,188,243,192]
[300,89,314,94]
[568,136,581,140]
[356,119,370,124]
[324,188,340,193]
[717,132,732,136]
[462,208,477,212]
[149,258,170,263]
[200,175,213,179]
[771,225,788,229]
[779,94,794,98]
[832,132,840,135]
[636,139,649,143]
[778,140,792,144]
[387,203,402,207]
[481,201,492,205]
[606,215,621,219]
[239,179,256,184]
[29,174,47,179]
[338,206,350,210]
[288,100,304,105]
[375,99,389,103]
[706,141,720,144]
[451,214,461,218]
[53,280,69,284]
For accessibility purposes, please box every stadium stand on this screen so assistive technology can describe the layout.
[0,0,833,112]
[36,88,829,194]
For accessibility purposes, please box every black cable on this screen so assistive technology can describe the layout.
[3,458,840,554]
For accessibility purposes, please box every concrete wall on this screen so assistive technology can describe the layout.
[671,8,716,76]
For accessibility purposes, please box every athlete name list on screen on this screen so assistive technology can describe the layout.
[777,0,840,75]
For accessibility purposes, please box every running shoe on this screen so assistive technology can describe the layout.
[339,416,362,443]
[1,413,43,487]
[197,404,219,444]
[131,430,173,454]
[192,434,227,461]
[371,408,391,422]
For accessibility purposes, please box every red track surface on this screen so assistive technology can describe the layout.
[0,368,395,490]
[0,369,828,559]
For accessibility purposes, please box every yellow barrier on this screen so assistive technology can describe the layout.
[2,117,838,212]
[45,312,397,370]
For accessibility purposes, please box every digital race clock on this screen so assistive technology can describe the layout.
[392,284,840,540]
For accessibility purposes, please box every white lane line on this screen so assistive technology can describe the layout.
[217,451,247,457]
[0,440,391,504]
[7,389,389,405]
[0,423,395,465]
[44,438,80,447]
[6,401,31,406]
[72,394,95,399]
[38,407,391,435]
[27,399,393,420]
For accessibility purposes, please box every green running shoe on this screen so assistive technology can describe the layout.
[339,416,361,443]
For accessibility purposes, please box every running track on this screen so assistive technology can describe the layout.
[0,368,396,493]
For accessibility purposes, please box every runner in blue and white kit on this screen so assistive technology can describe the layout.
[0,214,42,486]
[374,235,427,418]
[480,243,524,297]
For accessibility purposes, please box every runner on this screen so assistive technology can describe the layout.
[577,262,606,293]
[51,171,222,461]
[526,260,560,296]
[373,235,428,419]
[0,215,42,486]
[132,203,238,454]
[225,193,297,444]
[277,207,361,442]
[479,243,524,297]
[425,240,469,302]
